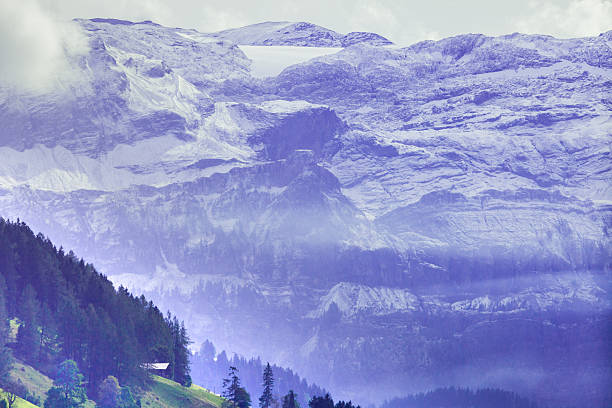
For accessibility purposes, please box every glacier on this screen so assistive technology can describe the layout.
[0,18,610,407]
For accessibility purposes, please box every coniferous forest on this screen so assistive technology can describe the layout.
[0,218,191,397]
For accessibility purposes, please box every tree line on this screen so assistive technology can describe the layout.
[381,387,540,408]
[192,340,326,407]
[0,218,191,402]
[222,363,360,408]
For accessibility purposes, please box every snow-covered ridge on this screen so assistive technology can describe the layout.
[311,273,609,319]
[210,21,393,47]
[308,282,420,317]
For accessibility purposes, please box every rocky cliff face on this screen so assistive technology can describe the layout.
[0,19,610,407]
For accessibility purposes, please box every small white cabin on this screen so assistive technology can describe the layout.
[141,362,169,372]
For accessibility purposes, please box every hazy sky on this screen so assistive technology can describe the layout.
[30,0,612,44]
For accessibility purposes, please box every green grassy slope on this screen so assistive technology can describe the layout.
[139,375,223,408]
[0,391,39,408]
[5,358,95,408]
[9,360,53,403]
[5,358,222,408]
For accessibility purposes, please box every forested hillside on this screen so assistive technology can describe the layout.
[0,217,334,407]
[0,218,191,397]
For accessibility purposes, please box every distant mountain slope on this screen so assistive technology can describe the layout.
[0,18,610,407]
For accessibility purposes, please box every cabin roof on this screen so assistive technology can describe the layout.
[142,362,169,370]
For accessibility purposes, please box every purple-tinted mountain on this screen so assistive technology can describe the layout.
[210,21,393,47]
[0,19,610,407]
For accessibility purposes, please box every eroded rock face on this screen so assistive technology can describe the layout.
[0,19,610,407]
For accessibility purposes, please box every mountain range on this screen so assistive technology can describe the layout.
[0,19,610,407]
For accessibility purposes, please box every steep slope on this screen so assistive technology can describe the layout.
[9,359,53,406]
[139,375,221,408]
[0,19,610,407]
[3,357,95,407]
[3,358,220,408]
[0,218,193,395]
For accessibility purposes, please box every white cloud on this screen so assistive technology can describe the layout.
[515,0,612,38]
[342,0,441,44]
[0,0,89,92]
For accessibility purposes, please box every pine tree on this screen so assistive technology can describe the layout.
[173,320,191,386]
[222,366,241,408]
[38,305,55,362]
[282,391,299,408]
[309,394,333,408]
[334,401,359,408]
[237,387,252,408]
[199,340,216,362]
[0,275,13,384]
[0,225,18,317]
[259,363,274,408]
[16,285,39,361]
[116,311,138,384]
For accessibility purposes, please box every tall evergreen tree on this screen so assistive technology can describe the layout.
[282,391,299,408]
[259,363,274,408]
[199,340,216,361]
[16,285,39,361]
[0,234,17,317]
[222,366,242,408]
[236,387,252,408]
[171,319,191,386]
[0,275,12,385]
[38,305,55,363]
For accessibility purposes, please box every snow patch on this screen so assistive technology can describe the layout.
[310,282,420,318]
[239,45,340,78]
